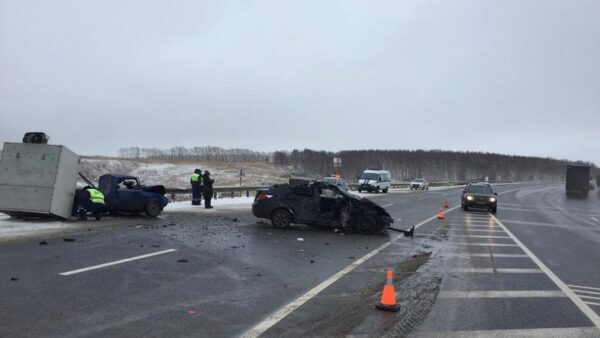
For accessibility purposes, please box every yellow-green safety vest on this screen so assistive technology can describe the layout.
[87,188,105,205]
[191,173,201,183]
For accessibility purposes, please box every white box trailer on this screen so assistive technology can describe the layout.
[0,142,80,219]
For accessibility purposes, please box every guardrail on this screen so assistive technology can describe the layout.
[165,181,473,201]
[166,186,265,202]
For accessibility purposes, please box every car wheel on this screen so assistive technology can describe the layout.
[271,209,292,229]
[490,207,497,214]
[358,189,362,193]
[463,203,468,211]
[146,199,163,217]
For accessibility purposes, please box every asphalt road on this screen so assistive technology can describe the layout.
[1,183,599,337]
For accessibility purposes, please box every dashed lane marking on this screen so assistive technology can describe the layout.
[59,249,177,276]
[568,284,600,292]
[446,228,505,233]
[447,268,543,274]
[451,235,511,239]
[412,327,600,338]
[381,203,393,208]
[468,253,528,258]
[491,214,600,329]
[591,216,599,222]
[452,243,519,247]
[437,290,566,298]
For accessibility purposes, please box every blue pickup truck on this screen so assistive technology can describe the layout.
[98,174,169,217]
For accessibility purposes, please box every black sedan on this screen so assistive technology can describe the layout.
[461,183,498,214]
[252,180,393,233]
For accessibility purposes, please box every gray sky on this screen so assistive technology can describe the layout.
[1,0,599,164]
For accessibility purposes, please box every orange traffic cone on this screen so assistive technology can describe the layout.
[437,209,445,219]
[443,200,449,209]
[376,270,401,312]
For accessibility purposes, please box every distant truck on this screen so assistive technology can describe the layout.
[565,165,590,197]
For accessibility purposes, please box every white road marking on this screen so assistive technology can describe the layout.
[452,243,519,247]
[437,290,565,298]
[414,205,461,229]
[445,224,500,228]
[412,327,600,338]
[381,203,393,208]
[586,301,600,307]
[579,295,600,301]
[59,249,177,276]
[241,241,391,338]
[451,235,511,239]
[490,213,600,329]
[468,253,529,258]
[590,216,599,222]
[243,206,461,337]
[446,228,505,233]
[574,290,600,296]
[568,284,600,292]
[447,268,543,274]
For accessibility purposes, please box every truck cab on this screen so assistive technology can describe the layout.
[98,174,169,217]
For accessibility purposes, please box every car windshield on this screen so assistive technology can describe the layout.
[466,185,493,194]
[413,178,424,182]
[360,173,379,180]
[321,178,337,184]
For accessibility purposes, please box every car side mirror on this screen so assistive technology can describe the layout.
[494,192,498,195]
[463,190,467,193]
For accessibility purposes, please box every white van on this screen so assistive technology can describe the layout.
[358,169,391,193]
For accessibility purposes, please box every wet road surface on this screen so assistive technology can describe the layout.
[1,183,599,337]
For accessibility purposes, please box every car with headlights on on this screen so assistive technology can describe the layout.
[461,182,498,214]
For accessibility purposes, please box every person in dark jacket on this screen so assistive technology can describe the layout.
[202,170,214,209]
[190,169,203,205]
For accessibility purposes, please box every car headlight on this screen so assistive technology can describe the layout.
[489,197,496,202]
[466,196,474,201]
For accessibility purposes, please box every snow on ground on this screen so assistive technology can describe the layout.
[81,158,291,188]
[165,196,255,211]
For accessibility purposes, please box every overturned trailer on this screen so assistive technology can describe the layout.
[0,141,79,219]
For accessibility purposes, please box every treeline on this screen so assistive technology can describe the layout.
[118,146,269,162]
[271,149,584,182]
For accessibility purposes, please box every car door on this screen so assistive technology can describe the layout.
[317,186,344,222]
[287,185,318,223]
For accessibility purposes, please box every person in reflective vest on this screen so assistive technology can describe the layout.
[190,169,203,206]
[78,186,105,220]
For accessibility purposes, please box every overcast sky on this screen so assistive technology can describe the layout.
[1,0,598,164]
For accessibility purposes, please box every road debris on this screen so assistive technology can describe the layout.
[10,277,19,281]
[62,238,75,242]
[38,240,48,245]
[177,259,188,263]
[297,238,304,241]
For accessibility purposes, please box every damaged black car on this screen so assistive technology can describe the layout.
[252,180,394,233]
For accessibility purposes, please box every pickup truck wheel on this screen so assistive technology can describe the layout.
[146,200,163,217]
[375,187,380,194]
[383,188,388,193]
[271,209,291,229]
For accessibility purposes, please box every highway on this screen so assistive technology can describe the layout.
[1,182,600,337]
